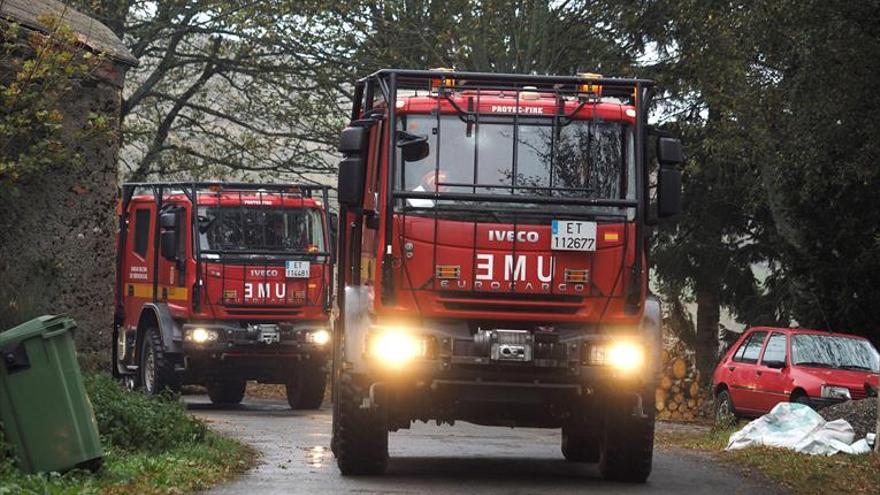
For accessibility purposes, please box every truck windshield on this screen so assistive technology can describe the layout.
[198,207,324,254]
[397,114,635,207]
[791,334,880,372]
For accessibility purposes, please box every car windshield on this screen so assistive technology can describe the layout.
[791,334,880,372]
[396,114,635,212]
[198,206,324,254]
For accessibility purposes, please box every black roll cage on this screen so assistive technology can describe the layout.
[345,69,654,314]
[115,181,334,318]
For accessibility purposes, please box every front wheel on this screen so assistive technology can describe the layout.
[139,327,180,395]
[599,393,655,483]
[207,380,246,405]
[561,426,600,462]
[286,366,327,410]
[332,373,388,475]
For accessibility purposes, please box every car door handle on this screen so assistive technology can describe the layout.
[756,370,763,376]
[728,366,735,372]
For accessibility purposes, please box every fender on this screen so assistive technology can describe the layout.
[138,303,183,355]
[641,295,662,386]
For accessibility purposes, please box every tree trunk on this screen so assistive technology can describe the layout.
[694,283,721,387]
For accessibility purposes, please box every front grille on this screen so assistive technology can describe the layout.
[225,308,302,317]
[437,292,583,315]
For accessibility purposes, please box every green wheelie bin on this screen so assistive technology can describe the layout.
[0,315,103,473]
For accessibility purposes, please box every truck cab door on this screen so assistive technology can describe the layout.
[123,205,155,325]
[157,205,188,313]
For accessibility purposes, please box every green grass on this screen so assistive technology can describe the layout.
[0,374,255,494]
[657,423,880,495]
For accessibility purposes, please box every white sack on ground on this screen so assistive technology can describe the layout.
[725,402,872,455]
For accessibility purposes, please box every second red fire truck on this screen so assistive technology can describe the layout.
[113,182,334,409]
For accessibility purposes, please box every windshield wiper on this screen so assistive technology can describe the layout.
[838,364,873,371]
[794,361,834,368]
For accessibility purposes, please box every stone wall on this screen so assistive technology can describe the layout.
[0,54,126,360]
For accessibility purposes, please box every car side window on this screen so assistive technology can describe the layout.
[733,331,767,364]
[133,208,151,257]
[761,333,787,365]
[733,338,748,361]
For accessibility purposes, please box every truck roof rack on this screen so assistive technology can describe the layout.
[359,68,653,90]
[122,181,332,191]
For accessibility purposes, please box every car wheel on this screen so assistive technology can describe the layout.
[792,393,813,409]
[715,389,737,425]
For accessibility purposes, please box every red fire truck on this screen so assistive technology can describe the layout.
[113,182,334,409]
[331,70,683,481]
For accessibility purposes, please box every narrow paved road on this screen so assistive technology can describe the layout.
[187,396,783,495]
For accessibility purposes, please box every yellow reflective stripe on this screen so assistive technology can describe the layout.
[127,283,188,301]
[164,286,189,301]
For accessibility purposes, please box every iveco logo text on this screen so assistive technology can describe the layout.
[488,230,539,243]
[249,269,279,277]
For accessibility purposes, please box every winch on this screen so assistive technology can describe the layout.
[474,328,533,362]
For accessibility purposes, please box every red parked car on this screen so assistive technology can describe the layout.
[713,327,879,421]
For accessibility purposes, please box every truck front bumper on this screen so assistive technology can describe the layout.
[179,322,330,382]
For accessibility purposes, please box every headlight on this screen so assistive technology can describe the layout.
[589,341,644,371]
[367,329,427,368]
[306,329,331,346]
[187,328,218,344]
[820,385,851,399]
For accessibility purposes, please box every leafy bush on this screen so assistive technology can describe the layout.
[84,373,207,453]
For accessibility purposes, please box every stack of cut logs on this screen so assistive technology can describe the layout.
[655,343,711,421]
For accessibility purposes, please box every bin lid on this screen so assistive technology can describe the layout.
[0,315,77,347]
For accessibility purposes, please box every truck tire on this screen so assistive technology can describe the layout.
[207,380,247,405]
[332,373,388,475]
[561,427,600,462]
[598,393,655,483]
[139,326,180,395]
[286,366,326,410]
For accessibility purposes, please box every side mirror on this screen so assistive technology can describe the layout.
[329,212,338,235]
[159,211,180,260]
[339,126,367,154]
[160,210,179,229]
[337,126,369,207]
[765,360,786,370]
[328,213,338,262]
[338,156,366,207]
[397,131,430,162]
[657,167,682,218]
[657,137,684,165]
